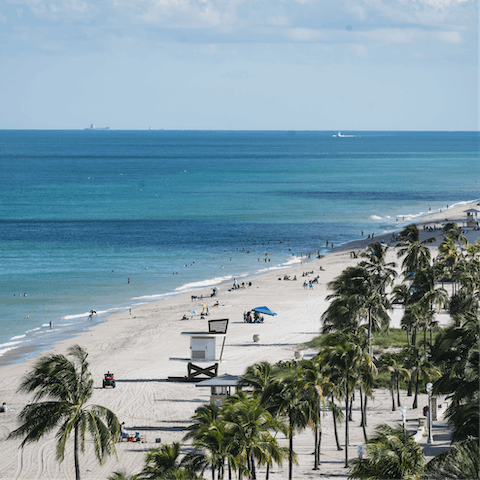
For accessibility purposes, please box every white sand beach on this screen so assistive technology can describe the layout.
[0,201,478,479]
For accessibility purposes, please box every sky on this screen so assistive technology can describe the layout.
[0,0,478,130]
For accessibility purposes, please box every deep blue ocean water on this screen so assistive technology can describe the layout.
[0,130,478,364]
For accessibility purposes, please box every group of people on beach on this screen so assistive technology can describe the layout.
[243,311,263,323]
[231,279,252,290]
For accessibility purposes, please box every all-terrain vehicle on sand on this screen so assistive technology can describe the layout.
[103,372,115,388]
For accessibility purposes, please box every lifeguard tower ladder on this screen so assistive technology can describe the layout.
[168,318,228,382]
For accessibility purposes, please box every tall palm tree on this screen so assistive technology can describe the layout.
[322,265,391,356]
[319,333,366,468]
[298,357,333,470]
[223,392,287,479]
[442,222,468,250]
[348,424,425,480]
[396,224,435,280]
[359,241,397,295]
[183,403,230,479]
[264,360,308,480]
[8,345,119,480]
[377,352,410,411]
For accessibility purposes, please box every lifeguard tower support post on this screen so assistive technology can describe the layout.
[168,319,228,382]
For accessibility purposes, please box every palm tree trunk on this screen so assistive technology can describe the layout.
[289,415,294,480]
[219,460,225,480]
[74,423,81,480]
[396,376,401,407]
[318,428,322,466]
[265,463,269,480]
[331,397,342,451]
[368,310,372,357]
[345,381,349,468]
[413,371,419,409]
[228,460,232,480]
[313,425,319,470]
[349,390,354,422]
[363,393,368,427]
[359,387,367,441]
[390,379,396,411]
[251,452,256,480]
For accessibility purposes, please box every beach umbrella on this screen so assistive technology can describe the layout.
[252,306,277,316]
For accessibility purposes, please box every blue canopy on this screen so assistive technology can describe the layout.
[252,306,277,316]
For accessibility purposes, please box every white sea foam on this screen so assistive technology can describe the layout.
[0,346,18,357]
[63,312,94,320]
[0,340,23,349]
[174,276,233,292]
[281,256,303,266]
[10,334,26,340]
[26,327,41,333]
[370,215,382,220]
[0,340,24,357]
[62,306,124,321]
[132,293,170,301]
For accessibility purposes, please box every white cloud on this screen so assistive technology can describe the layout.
[351,43,368,55]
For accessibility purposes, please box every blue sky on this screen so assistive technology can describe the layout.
[0,0,477,130]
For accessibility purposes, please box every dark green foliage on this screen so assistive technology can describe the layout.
[449,289,478,317]
[422,438,480,479]
[349,424,424,479]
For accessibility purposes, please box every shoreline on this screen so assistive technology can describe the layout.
[0,200,478,479]
[1,197,478,368]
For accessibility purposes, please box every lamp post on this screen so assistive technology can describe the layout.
[401,405,407,430]
[426,382,433,444]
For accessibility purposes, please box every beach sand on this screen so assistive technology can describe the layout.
[0,201,478,479]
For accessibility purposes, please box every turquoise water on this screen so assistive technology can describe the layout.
[0,130,478,363]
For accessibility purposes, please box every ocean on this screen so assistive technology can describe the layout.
[0,130,478,364]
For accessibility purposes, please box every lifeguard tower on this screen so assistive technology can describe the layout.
[168,318,228,382]
[464,208,480,228]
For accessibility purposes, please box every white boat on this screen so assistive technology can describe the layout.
[333,131,354,137]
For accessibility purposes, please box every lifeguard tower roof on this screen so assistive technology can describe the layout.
[195,374,243,388]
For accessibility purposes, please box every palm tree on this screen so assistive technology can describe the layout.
[183,403,230,479]
[432,310,479,443]
[319,333,366,468]
[359,241,397,295]
[322,265,391,356]
[377,353,410,411]
[396,224,435,280]
[223,392,287,479]
[8,345,119,480]
[422,437,479,479]
[263,360,308,480]
[298,357,333,470]
[442,222,468,250]
[348,424,425,479]
[108,471,139,480]
[140,442,201,479]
